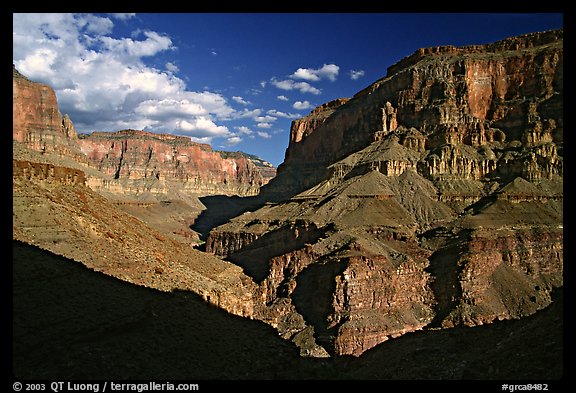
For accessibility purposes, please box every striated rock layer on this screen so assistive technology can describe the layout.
[12,66,86,162]
[12,67,276,323]
[13,66,275,244]
[12,159,258,318]
[13,66,275,200]
[207,29,563,356]
[266,28,562,197]
[12,29,563,359]
[78,130,275,197]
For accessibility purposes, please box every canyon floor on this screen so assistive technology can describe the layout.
[13,238,563,381]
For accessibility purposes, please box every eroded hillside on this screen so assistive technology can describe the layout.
[206,29,563,356]
[12,28,563,361]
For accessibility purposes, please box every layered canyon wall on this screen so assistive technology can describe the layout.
[12,28,563,359]
[12,67,264,319]
[267,29,562,196]
[208,29,563,356]
[78,130,275,197]
[13,65,275,200]
[13,66,86,162]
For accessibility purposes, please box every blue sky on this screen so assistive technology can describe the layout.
[13,13,563,166]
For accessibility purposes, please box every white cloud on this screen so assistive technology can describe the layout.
[234,126,253,135]
[257,131,272,139]
[255,115,277,123]
[134,98,207,118]
[277,95,289,101]
[225,136,243,146]
[291,63,340,82]
[81,14,115,35]
[211,49,218,56]
[266,109,300,119]
[293,100,312,110]
[99,30,173,58]
[190,136,216,144]
[257,122,272,129]
[109,13,136,21]
[165,62,179,73]
[259,81,267,88]
[292,68,320,82]
[16,47,58,80]
[12,13,235,144]
[270,78,321,95]
[349,69,365,80]
[234,108,262,119]
[232,96,250,105]
[177,117,229,137]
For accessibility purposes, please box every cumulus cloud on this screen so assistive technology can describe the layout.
[293,100,312,110]
[12,13,235,144]
[165,62,179,73]
[266,109,300,119]
[134,98,207,118]
[177,117,229,137]
[232,96,250,105]
[291,63,340,82]
[257,122,272,129]
[234,108,262,119]
[268,64,340,98]
[225,136,243,146]
[109,13,136,21]
[257,131,272,139]
[255,115,277,123]
[82,14,115,35]
[99,30,173,59]
[270,78,321,95]
[234,126,253,135]
[349,69,365,80]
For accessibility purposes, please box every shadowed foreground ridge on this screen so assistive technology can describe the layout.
[13,240,562,380]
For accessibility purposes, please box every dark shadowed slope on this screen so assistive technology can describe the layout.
[13,241,563,381]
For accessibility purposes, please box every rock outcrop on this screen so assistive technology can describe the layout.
[12,68,274,320]
[13,66,275,200]
[12,66,87,162]
[207,29,563,356]
[12,158,257,318]
[266,29,562,197]
[13,66,275,244]
[78,130,275,197]
[12,28,563,360]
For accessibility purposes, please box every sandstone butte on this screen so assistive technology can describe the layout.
[13,28,562,359]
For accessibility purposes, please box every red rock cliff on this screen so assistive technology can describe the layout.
[13,67,276,197]
[266,29,562,195]
[208,29,563,357]
[78,130,276,196]
[12,66,85,161]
